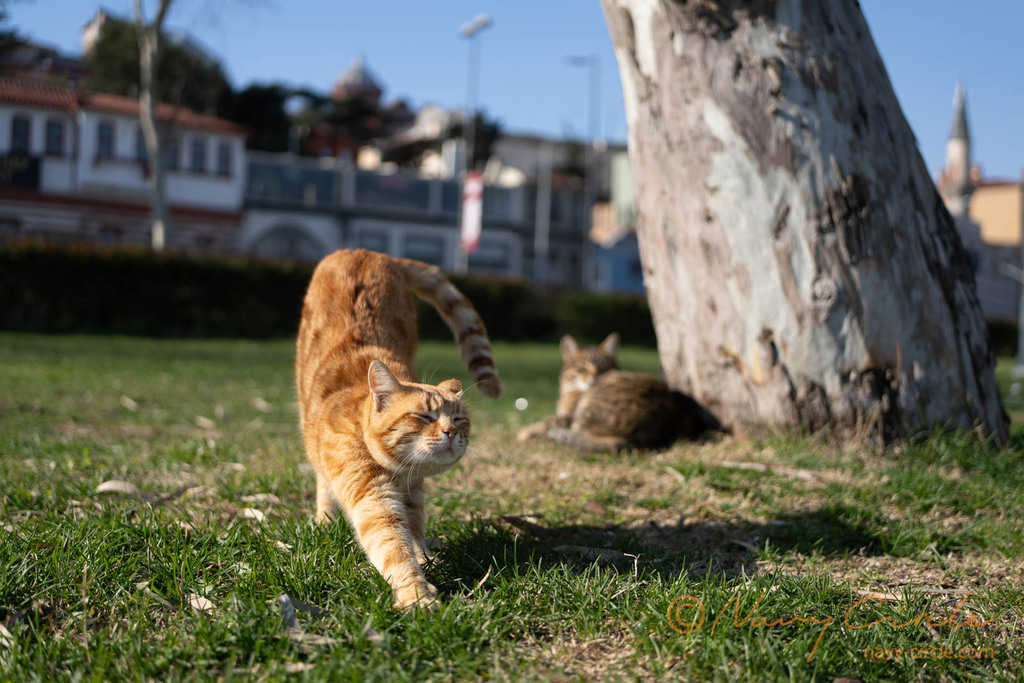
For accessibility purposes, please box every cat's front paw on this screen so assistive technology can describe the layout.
[393,581,438,610]
[516,422,547,442]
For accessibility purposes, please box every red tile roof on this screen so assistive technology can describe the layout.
[0,77,247,136]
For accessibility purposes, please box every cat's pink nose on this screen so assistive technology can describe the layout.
[442,428,457,441]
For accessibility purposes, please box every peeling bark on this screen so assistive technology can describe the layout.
[602,0,1008,444]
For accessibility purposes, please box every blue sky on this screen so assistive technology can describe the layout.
[8,0,1023,180]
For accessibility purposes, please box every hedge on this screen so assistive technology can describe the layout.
[0,244,657,346]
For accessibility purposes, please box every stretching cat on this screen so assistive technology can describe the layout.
[517,334,715,451]
[296,249,503,609]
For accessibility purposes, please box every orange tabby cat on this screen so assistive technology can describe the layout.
[296,249,503,609]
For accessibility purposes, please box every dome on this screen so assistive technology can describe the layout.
[333,55,383,101]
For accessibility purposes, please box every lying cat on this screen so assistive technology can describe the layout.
[517,333,715,451]
[296,249,503,609]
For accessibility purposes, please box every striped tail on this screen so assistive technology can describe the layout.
[396,257,504,399]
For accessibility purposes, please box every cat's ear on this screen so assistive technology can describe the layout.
[438,378,462,397]
[560,335,580,361]
[368,360,402,412]
[599,333,620,357]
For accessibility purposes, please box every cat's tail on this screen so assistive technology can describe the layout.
[396,258,504,399]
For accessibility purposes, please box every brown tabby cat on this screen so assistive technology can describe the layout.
[515,333,621,441]
[517,333,715,451]
[296,249,503,609]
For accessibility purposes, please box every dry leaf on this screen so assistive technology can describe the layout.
[852,589,901,602]
[185,485,218,500]
[119,396,138,411]
[284,663,316,673]
[663,466,686,483]
[274,540,293,553]
[466,567,492,599]
[0,623,14,649]
[188,593,214,612]
[241,508,266,523]
[251,397,272,413]
[730,539,760,552]
[242,493,282,506]
[95,480,143,497]
[195,416,216,430]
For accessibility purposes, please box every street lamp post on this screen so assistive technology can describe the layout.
[454,13,491,275]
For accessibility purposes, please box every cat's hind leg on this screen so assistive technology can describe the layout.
[546,427,628,452]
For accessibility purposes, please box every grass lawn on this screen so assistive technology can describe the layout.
[1,332,1022,681]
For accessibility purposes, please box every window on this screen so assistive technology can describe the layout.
[45,120,64,156]
[96,121,114,159]
[190,138,206,173]
[135,128,148,163]
[11,116,30,154]
[468,242,512,273]
[216,143,231,176]
[403,235,445,266]
[356,231,389,254]
[163,139,179,170]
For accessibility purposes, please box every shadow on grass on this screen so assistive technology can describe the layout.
[430,504,889,590]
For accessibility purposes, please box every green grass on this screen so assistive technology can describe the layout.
[1,333,1022,681]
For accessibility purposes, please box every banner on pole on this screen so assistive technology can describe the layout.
[460,170,483,254]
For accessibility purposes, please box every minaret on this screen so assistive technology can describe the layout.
[943,83,973,217]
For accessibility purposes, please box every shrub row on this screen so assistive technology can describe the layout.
[0,244,657,346]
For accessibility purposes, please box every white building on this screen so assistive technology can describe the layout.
[0,77,247,252]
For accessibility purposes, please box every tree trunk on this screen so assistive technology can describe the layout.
[601,0,1008,445]
[134,0,173,252]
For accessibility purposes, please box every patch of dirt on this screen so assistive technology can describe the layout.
[757,553,1024,594]
[516,628,683,682]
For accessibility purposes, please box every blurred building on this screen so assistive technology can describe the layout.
[81,8,220,67]
[330,55,384,103]
[0,77,247,252]
[587,150,644,293]
[242,149,589,287]
[0,40,90,84]
[936,84,1023,322]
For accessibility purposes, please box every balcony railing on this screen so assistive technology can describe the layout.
[244,151,586,232]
